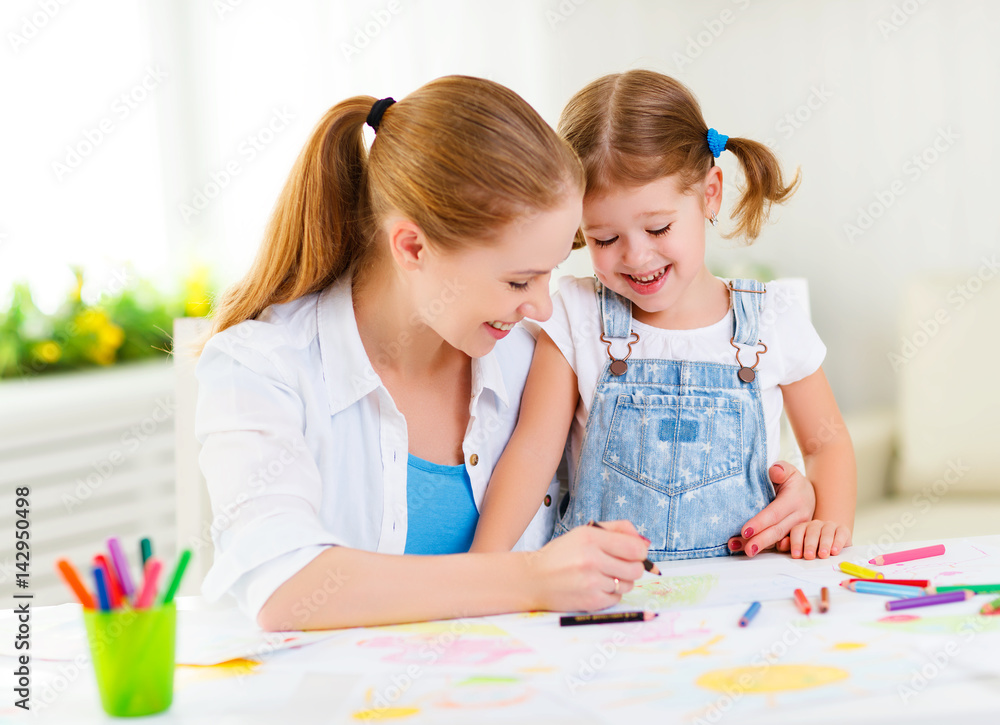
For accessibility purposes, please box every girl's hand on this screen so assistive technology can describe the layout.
[786,520,852,559]
[526,520,649,612]
[728,461,815,558]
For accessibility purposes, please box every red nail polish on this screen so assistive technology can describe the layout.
[730,540,742,550]
[743,528,754,538]
[750,544,758,556]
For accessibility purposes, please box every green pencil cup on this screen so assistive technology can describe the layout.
[82,601,176,717]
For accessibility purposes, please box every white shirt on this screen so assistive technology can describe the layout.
[538,276,827,486]
[196,277,559,621]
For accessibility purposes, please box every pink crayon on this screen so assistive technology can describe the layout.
[869,544,945,566]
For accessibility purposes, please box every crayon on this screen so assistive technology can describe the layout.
[161,549,192,604]
[560,611,657,626]
[739,601,761,627]
[55,559,96,610]
[819,587,829,613]
[869,544,945,566]
[844,581,926,598]
[793,589,811,615]
[587,521,660,575]
[839,561,883,580]
[843,578,930,588]
[934,584,1000,595]
[107,537,136,600]
[885,590,975,611]
[135,558,163,609]
[93,566,112,612]
[981,597,1000,616]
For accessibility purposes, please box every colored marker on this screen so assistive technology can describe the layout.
[885,590,975,611]
[134,558,163,609]
[839,561,883,580]
[793,589,811,615]
[934,584,1000,595]
[93,555,123,609]
[107,537,136,601]
[93,566,112,612]
[587,521,661,575]
[843,578,930,588]
[739,601,761,627]
[819,587,829,613]
[981,597,1000,616]
[140,537,153,567]
[844,581,926,598]
[869,544,945,566]
[160,548,192,604]
[55,559,96,610]
[560,611,657,627]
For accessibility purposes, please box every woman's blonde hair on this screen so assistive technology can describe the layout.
[210,75,583,335]
[558,69,799,246]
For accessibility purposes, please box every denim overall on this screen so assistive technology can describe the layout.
[554,279,775,560]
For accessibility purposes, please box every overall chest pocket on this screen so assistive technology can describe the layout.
[602,393,744,495]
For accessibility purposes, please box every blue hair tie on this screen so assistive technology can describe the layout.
[707,128,729,158]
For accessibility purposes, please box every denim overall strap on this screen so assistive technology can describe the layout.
[729,278,766,346]
[598,282,633,339]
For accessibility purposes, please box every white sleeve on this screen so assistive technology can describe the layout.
[768,283,827,385]
[195,334,343,622]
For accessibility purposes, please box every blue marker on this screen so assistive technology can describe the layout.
[739,601,761,627]
[93,566,112,612]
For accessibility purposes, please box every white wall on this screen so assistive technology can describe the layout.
[3,0,998,414]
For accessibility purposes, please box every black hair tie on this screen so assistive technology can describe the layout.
[366,97,395,132]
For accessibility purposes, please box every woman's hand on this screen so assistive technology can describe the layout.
[727,461,816,558]
[526,520,650,612]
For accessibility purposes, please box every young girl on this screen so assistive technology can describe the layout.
[195,76,654,630]
[472,70,855,562]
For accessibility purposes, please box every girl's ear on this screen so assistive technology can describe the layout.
[703,165,724,217]
[387,218,428,271]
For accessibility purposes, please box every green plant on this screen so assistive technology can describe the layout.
[0,267,215,379]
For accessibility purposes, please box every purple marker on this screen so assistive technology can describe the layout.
[107,537,135,601]
[885,590,975,611]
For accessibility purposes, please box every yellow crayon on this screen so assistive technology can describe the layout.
[839,561,883,580]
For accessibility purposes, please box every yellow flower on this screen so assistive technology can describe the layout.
[73,308,125,365]
[32,341,62,364]
[183,265,213,318]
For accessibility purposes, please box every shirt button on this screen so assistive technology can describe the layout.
[469,453,479,466]
[544,494,552,507]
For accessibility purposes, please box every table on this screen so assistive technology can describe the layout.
[3,536,1000,723]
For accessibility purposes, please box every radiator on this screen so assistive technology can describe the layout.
[0,361,176,606]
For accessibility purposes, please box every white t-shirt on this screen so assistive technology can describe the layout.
[538,276,827,486]
[196,277,559,622]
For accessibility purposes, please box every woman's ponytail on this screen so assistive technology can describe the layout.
[210,96,375,335]
[723,137,800,242]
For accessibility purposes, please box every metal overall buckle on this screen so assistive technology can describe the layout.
[600,331,640,376]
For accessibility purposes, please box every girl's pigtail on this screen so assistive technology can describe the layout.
[210,96,376,335]
[722,137,800,242]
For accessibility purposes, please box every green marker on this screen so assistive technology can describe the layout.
[140,537,153,566]
[161,549,191,605]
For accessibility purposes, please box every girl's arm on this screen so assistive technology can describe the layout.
[470,331,580,553]
[778,366,857,559]
[257,521,649,630]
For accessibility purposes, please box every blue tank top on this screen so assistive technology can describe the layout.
[404,454,479,555]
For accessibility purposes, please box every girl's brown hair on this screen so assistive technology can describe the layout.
[558,69,799,246]
[210,75,583,335]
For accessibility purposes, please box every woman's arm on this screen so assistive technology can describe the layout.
[779,366,857,559]
[470,332,579,552]
[257,521,649,630]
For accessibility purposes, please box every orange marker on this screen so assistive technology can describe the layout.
[55,559,96,610]
[793,588,812,615]
[819,587,829,613]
